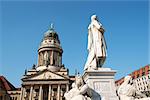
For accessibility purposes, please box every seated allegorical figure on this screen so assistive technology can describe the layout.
[64,75,91,100]
[117,76,147,100]
[64,75,101,100]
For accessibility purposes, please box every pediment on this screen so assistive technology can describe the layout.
[24,70,68,80]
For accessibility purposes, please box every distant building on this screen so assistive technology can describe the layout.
[0,76,20,100]
[115,65,150,96]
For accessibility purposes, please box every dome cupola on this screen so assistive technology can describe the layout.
[44,24,60,43]
[37,24,63,72]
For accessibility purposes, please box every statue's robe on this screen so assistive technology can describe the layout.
[84,20,107,70]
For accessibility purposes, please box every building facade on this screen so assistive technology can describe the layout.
[115,65,150,96]
[19,25,75,100]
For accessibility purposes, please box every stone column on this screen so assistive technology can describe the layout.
[39,85,42,100]
[38,53,40,66]
[59,56,62,66]
[39,53,42,66]
[51,51,54,65]
[66,84,69,92]
[22,87,26,100]
[41,52,44,65]
[57,85,60,100]
[48,85,51,100]
[29,86,33,100]
[19,87,23,100]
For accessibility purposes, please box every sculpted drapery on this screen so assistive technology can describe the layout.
[84,15,107,71]
[117,76,147,100]
[64,76,91,100]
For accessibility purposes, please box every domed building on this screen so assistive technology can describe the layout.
[19,24,75,100]
[37,24,63,71]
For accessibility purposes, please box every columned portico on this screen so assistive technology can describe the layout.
[21,83,71,100]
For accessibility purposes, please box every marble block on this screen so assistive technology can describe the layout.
[83,68,119,100]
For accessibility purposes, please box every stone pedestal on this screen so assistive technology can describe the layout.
[135,98,150,100]
[83,68,119,100]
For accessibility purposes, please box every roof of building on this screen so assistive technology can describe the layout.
[0,76,16,91]
[115,64,150,85]
[44,24,60,43]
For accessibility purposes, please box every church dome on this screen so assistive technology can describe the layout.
[44,28,60,43]
[37,24,63,72]
[39,24,62,50]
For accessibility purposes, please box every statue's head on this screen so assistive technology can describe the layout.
[91,15,97,21]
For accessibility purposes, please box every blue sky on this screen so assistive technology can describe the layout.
[0,0,149,87]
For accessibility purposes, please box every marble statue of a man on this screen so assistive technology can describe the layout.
[84,15,107,70]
